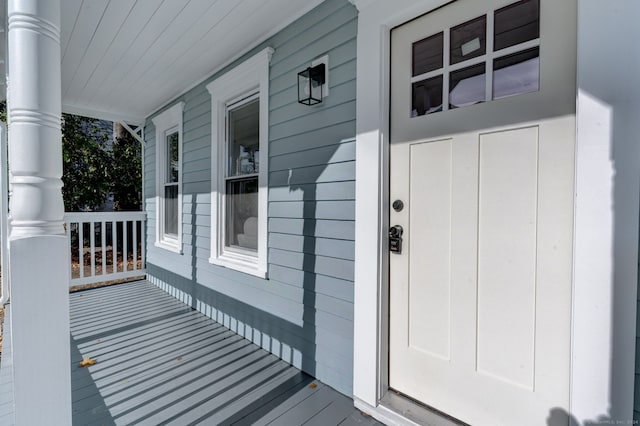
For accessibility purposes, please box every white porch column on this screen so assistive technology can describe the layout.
[7,0,71,424]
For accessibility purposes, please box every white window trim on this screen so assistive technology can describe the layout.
[206,47,273,278]
[152,101,185,253]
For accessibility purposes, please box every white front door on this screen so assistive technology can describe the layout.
[389,1,577,425]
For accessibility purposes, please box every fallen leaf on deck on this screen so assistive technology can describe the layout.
[309,383,318,389]
[176,356,183,361]
[79,356,97,367]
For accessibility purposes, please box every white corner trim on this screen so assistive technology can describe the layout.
[206,47,271,279]
[153,101,185,254]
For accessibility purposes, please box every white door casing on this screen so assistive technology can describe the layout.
[388,1,576,424]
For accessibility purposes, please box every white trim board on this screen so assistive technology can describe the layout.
[152,101,185,254]
[206,47,272,279]
[351,0,639,424]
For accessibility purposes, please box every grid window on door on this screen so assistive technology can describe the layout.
[410,0,540,117]
[225,96,259,252]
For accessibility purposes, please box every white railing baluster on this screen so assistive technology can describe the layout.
[141,219,146,271]
[78,221,84,279]
[123,220,128,272]
[64,212,147,287]
[133,220,138,272]
[101,221,106,275]
[90,221,95,277]
[112,220,117,273]
[66,221,72,279]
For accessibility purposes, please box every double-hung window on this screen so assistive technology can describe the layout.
[152,102,184,253]
[207,48,272,277]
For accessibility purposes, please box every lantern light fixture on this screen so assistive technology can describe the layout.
[298,63,326,106]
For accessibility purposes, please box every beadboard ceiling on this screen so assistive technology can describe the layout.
[57,0,323,124]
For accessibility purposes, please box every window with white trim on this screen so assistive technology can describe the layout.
[206,47,272,278]
[152,102,184,253]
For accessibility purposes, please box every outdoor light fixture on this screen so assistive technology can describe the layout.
[298,63,326,106]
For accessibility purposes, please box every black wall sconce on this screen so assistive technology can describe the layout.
[298,63,326,106]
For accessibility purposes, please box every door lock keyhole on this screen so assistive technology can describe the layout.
[389,225,403,254]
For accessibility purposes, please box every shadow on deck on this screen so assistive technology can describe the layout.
[69,280,380,425]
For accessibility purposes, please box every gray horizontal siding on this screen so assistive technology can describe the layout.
[144,0,357,396]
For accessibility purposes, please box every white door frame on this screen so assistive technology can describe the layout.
[351,0,640,424]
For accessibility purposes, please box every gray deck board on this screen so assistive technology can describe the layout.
[68,280,381,426]
[0,280,380,425]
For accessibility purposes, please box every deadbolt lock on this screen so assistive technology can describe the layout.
[389,225,403,254]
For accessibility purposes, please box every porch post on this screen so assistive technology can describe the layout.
[7,0,71,424]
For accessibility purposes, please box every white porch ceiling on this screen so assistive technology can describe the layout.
[58,0,324,124]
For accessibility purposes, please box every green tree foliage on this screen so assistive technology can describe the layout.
[110,129,141,211]
[0,103,140,212]
[62,114,112,211]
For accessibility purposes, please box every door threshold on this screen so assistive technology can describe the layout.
[355,391,467,426]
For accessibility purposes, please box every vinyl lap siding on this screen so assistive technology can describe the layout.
[144,0,357,396]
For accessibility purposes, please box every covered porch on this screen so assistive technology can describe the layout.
[0,280,380,425]
[1,0,361,423]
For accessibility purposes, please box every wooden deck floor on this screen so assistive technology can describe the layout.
[64,280,380,425]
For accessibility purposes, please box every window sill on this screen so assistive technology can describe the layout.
[155,240,182,254]
[209,252,266,279]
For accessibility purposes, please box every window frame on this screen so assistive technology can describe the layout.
[206,47,272,278]
[152,102,185,253]
[409,0,541,116]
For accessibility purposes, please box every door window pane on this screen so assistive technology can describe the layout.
[494,0,539,51]
[228,98,259,177]
[412,32,444,76]
[166,132,179,183]
[164,185,178,236]
[450,63,486,109]
[226,178,258,251]
[450,15,486,65]
[412,75,443,117]
[493,47,539,99]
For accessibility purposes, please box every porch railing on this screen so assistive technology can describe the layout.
[64,212,146,287]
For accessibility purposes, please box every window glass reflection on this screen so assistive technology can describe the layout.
[450,63,486,109]
[412,75,443,116]
[450,15,486,65]
[494,0,539,51]
[164,185,178,237]
[228,98,259,177]
[412,32,444,76]
[226,178,258,251]
[493,47,539,99]
[166,132,179,183]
